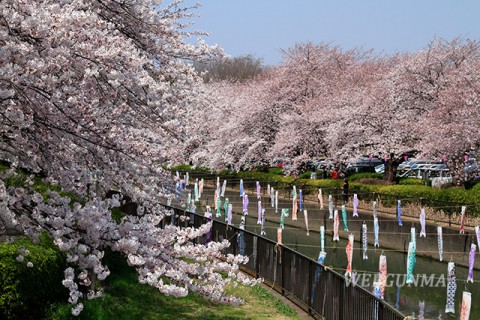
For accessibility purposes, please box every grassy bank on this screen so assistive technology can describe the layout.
[46,254,299,320]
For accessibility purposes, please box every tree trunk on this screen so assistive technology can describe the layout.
[383,155,402,182]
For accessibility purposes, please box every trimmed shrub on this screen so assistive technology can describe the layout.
[398,178,431,186]
[0,234,66,320]
[298,171,312,179]
[347,173,383,181]
[298,178,342,189]
[356,178,393,185]
[170,164,192,172]
[267,167,284,176]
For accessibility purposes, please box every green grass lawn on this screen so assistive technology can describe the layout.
[45,258,299,320]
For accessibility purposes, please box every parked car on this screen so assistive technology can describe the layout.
[272,158,285,168]
[346,157,383,174]
[315,160,334,171]
[375,164,385,174]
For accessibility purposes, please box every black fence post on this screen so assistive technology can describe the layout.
[255,236,259,278]
[339,277,344,320]
[281,246,285,295]
[307,259,312,316]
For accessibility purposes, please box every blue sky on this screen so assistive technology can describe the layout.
[184,0,480,65]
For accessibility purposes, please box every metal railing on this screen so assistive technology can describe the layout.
[164,205,405,320]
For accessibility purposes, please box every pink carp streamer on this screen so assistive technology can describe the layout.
[318,188,324,209]
[292,186,298,221]
[460,291,471,320]
[277,228,283,245]
[333,209,339,241]
[345,234,354,277]
[378,254,387,299]
[460,206,466,234]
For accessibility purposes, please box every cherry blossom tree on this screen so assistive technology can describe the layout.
[185,80,266,170]
[416,39,480,183]
[189,39,480,183]
[325,54,410,180]
[326,39,480,182]
[270,44,383,173]
[1,0,259,315]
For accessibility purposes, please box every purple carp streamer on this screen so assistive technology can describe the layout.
[242,193,249,214]
[397,200,403,226]
[467,243,476,283]
[362,223,368,260]
[320,225,325,252]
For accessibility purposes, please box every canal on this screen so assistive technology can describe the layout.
[174,178,480,319]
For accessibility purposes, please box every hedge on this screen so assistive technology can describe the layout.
[347,173,383,181]
[0,234,66,320]
[398,177,432,186]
